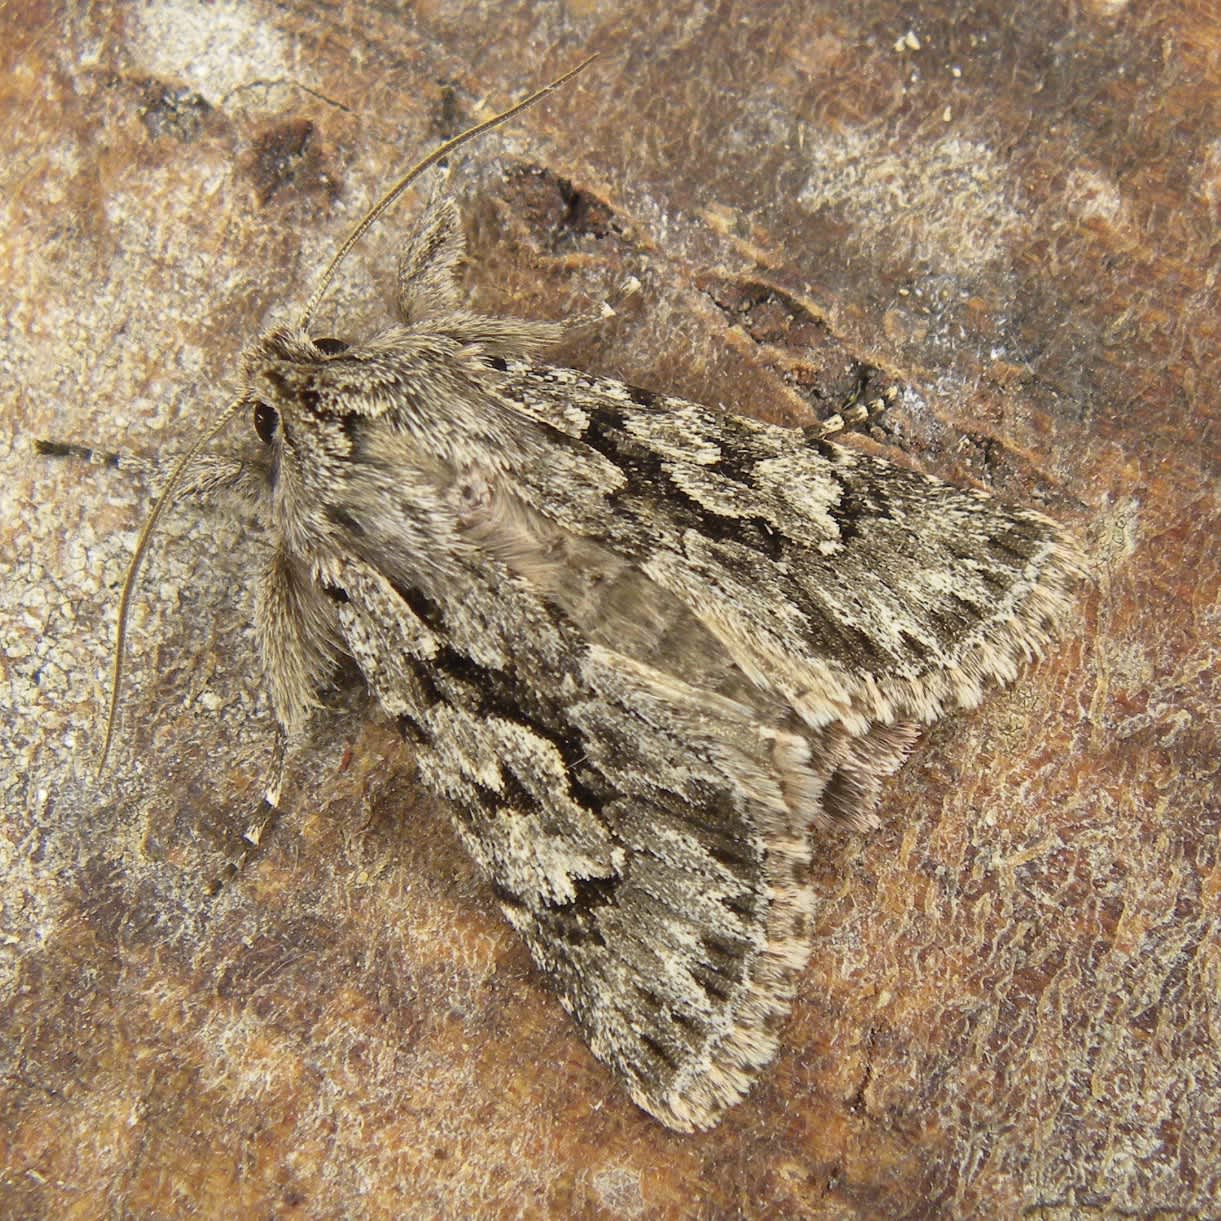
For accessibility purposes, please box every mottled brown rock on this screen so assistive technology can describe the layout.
[3,0,1215,1216]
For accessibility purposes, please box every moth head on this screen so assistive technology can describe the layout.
[248,334,350,447]
[238,56,600,459]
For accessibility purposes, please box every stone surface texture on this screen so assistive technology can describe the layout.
[2,1,1216,1216]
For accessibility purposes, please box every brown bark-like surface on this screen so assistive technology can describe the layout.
[3,2,1215,1216]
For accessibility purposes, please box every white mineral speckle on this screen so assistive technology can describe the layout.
[131,0,291,99]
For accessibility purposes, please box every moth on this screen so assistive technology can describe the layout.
[40,60,1084,1131]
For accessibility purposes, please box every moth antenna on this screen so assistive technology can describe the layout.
[97,395,247,775]
[298,52,598,330]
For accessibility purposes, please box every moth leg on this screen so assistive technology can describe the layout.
[396,171,466,321]
[802,373,898,440]
[204,723,344,894]
[394,173,565,354]
[206,731,288,895]
[201,555,344,889]
[255,548,344,738]
[207,546,348,894]
[35,439,136,470]
[35,440,270,515]
[557,274,645,337]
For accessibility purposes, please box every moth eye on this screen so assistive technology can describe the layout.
[313,336,350,355]
[253,400,279,445]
